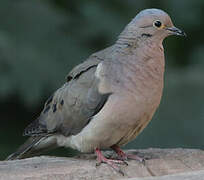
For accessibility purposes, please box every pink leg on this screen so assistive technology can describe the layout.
[95,148,125,175]
[111,145,145,164]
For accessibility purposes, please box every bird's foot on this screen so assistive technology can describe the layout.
[111,145,146,165]
[95,148,126,175]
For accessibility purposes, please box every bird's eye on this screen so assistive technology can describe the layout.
[153,20,162,28]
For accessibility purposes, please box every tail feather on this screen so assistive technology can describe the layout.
[6,135,57,160]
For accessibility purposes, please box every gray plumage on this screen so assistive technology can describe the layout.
[6,9,185,160]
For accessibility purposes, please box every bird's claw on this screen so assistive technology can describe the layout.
[111,145,149,165]
[95,148,125,175]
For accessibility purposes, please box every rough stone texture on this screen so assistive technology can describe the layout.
[125,170,204,180]
[1,148,204,180]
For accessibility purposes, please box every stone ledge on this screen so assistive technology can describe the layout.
[1,148,204,180]
[125,170,204,180]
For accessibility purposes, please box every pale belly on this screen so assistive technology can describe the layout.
[58,91,161,153]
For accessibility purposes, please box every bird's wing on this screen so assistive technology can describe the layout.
[24,46,115,137]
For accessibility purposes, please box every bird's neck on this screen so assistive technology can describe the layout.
[116,34,164,62]
[114,35,165,89]
[116,32,164,50]
[116,35,137,48]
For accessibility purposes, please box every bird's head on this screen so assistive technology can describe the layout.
[119,9,186,44]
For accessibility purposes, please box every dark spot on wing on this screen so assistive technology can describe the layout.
[45,95,54,106]
[60,99,64,106]
[43,105,50,114]
[74,65,97,79]
[67,76,72,82]
[23,118,47,136]
[53,104,57,113]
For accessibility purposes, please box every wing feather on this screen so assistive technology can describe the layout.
[24,46,114,137]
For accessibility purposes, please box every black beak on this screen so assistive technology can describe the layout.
[166,26,186,37]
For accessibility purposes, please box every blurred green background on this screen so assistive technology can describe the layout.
[0,0,204,160]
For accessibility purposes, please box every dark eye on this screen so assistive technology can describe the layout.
[154,20,162,28]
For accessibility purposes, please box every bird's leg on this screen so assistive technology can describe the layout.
[111,145,145,164]
[95,148,125,175]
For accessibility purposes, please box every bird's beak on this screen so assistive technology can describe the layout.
[166,26,186,37]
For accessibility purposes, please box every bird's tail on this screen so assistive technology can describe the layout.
[6,135,58,160]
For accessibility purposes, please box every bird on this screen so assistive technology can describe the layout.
[6,8,185,174]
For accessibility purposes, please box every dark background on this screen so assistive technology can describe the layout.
[0,0,204,160]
